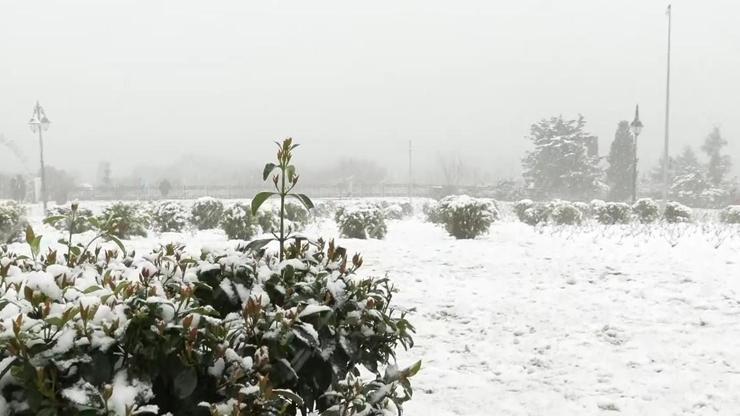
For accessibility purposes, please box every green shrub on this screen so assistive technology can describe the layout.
[335,204,387,239]
[664,201,692,223]
[190,197,224,230]
[0,138,418,416]
[0,240,417,415]
[514,199,550,226]
[152,201,189,232]
[633,198,660,223]
[594,202,632,225]
[514,199,535,221]
[46,204,94,233]
[284,201,310,228]
[436,195,498,239]
[423,202,444,224]
[221,202,259,240]
[100,202,149,238]
[548,200,583,225]
[0,201,26,243]
[720,205,740,224]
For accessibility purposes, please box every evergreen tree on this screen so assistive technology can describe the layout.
[701,127,732,186]
[522,115,604,200]
[606,121,634,201]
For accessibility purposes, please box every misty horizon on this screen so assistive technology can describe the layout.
[1,0,739,186]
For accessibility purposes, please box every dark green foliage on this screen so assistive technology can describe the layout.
[594,201,632,225]
[0,235,417,415]
[548,200,583,225]
[436,195,497,239]
[100,202,149,238]
[522,115,604,200]
[190,197,224,230]
[335,204,387,239]
[220,202,258,240]
[0,201,26,243]
[606,121,634,201]
[46,205,94,233]
[152,201,188,232]
[632,198,660,223]
[664,201,692,223]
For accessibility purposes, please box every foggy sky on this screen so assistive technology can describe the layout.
[1,0,739,183]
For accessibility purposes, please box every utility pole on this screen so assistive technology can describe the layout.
[28,101,50,214]
[662,4,672,206]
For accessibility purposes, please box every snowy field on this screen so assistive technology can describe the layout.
[17,200,740,415]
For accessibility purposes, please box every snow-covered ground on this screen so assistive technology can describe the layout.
[19,201,740,415]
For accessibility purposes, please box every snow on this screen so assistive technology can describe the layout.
[12,199,740,414]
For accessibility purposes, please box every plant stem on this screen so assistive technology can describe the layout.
[279,164,286,262]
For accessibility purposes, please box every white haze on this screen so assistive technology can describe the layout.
[0,0,738,183]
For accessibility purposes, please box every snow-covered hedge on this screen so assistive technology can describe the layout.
[100,202,149,239]
[664,201,692,223]
[220,202,259,240]
[335,204,387,239]
[0,201,26,243]
[632,198,660,224]
[151,201,189,232]
[547,200,583,225]
[257,203,310,234]
[720,205,740,224]
[190,197,224,230]
[284,202,310,228]
[0,239,418,415]
[436,195,498,239]
[594,201,632,225]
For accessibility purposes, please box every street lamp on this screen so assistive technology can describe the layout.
[28,101,51,213]
[629,105,643,203]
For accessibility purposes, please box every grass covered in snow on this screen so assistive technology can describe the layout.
[17,200,740,415]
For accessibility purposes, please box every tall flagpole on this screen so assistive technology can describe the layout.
[662,4,672,205]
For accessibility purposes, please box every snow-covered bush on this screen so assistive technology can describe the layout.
[632,198,660,223]
[720,205,740,224]
[313,201,337,219]
[384,203,405,220]
[151,201,189,232]
[664,201,692,223]
[0,238,418,415]
[335,203,387,239]
[285,201,310,228]
[190,196,224,230]
[46,204,94,233]
[255,204,309,234]
[548,200,583,225]
[423,201,444,224]
[594,202,632,225]
[436,195,498,239]
[513,199,535,221]
[100,202,150,238]
[220,202,258,240]
[0,201,26,243]
[572,201,590,217]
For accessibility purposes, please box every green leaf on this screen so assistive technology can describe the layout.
[402,360,422,378]
[42,215,66,226]
[289,193,314,211]
[272,389,304,407]
[251,192,275,215]
[173,367,198,399]
[30,236,42,257]
[263,163,277,181]
[244,238,274,252]
[107,235,127,258]
[25,225,35,245]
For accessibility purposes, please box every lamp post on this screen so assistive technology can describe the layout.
[629,105,643,203]
[28,101,51,213]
